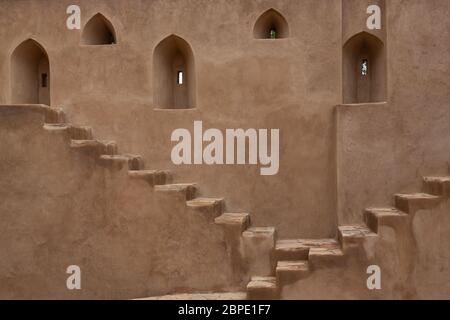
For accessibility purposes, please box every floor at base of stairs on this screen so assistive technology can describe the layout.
[135,292,247,300]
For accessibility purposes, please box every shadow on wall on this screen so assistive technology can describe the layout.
[10,39,50,105]
[81,13,116,45]
[153,35,196,109]
[343,32,386,104]
[253,9,289,39]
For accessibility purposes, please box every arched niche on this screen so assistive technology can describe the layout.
[253,9,289,39]
[81,13,116,45]
[11,39,50,105]
[153,35,196,109]
[343,32,386,104]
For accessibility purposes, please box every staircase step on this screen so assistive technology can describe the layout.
[44,107,65,124]
[308,240,344,268]
[154,183,197,200]
[246,277,278,300]
[395,193,441,213]
[423,176,450,197]
[243,227,276,277]
[43,123,70,132]
[70,139,102,150]
[242,227,276,240]
[69,126,93,140]
[128,170,168,185]
[71,140,118,155]
[364,208,408,233]
[136,292,247,300]
[338,225,377,249]
[99,141,118,155]
[215,213,250,232]
[98,154,145,170]
[186,198,224,221]
[276,260,309,284]
[275,239,338,261]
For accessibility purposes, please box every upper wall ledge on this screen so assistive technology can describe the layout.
[0,104,53,113]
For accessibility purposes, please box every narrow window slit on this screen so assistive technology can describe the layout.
[270,28,277,39]
[177,71,183,85]
[361,59,368,76]
[41,73,48,88]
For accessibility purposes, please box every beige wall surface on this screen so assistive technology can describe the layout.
[0,0,343,238]
[337,0,450,224]
[0,108,239,299]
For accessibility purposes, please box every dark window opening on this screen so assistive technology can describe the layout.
[41,73,48,88]
[108,31,116,44]
[80,13,117,45]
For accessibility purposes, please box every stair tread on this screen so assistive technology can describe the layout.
[423,176,450,182]
[247,277,277,290]
[187,198,224,207]
[365,207,408,217]
[129,169,163,176]
[338,225,377,238]
[309,246,344,256]
[276,238,338,251]
[137,292,247,300]
[395,192,440,200]
[155,183,197,191]
[243,227,275,237]
[99,155,130,160]
[276,260,309,272]
[215,213,249,225]
[43,123,69,130]
[70,139,101,147]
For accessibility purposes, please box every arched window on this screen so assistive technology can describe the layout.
[11,39,50,105]
[81,13,116,45]
[253,9,289,39]
[343,32,386,104]
[153,35,196,109]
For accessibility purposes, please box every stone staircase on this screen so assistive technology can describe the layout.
[240,177,449,299]
[9,104,450,299]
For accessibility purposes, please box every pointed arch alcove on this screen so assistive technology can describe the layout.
[81,13,117,45]
[11,39,50,105]
[153,35,196,109]
[343,32,386,104]
[253,9,289,39]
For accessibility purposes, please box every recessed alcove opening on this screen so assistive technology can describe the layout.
[343,32,386,104]
[81,13,117,45]
[10,39,50,105]
[253,9,289,39]
[153,35,196,109]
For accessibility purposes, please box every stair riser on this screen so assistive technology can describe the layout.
[128,157,144,170]
[364,210,410,235]
[423,180,450,197]
[247,289,279,300]
[129,172,168,186]
[155,187,197,201]
[69,127,93,140]
[363,211,379,233]
[242,230,276,277]
[102,143,118,156]
[274,249,309,262]
[276,271,309,286]
[338,234,365,251]
[44,108,65,124]
[395,197,440,214]
[189,201,224,222]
